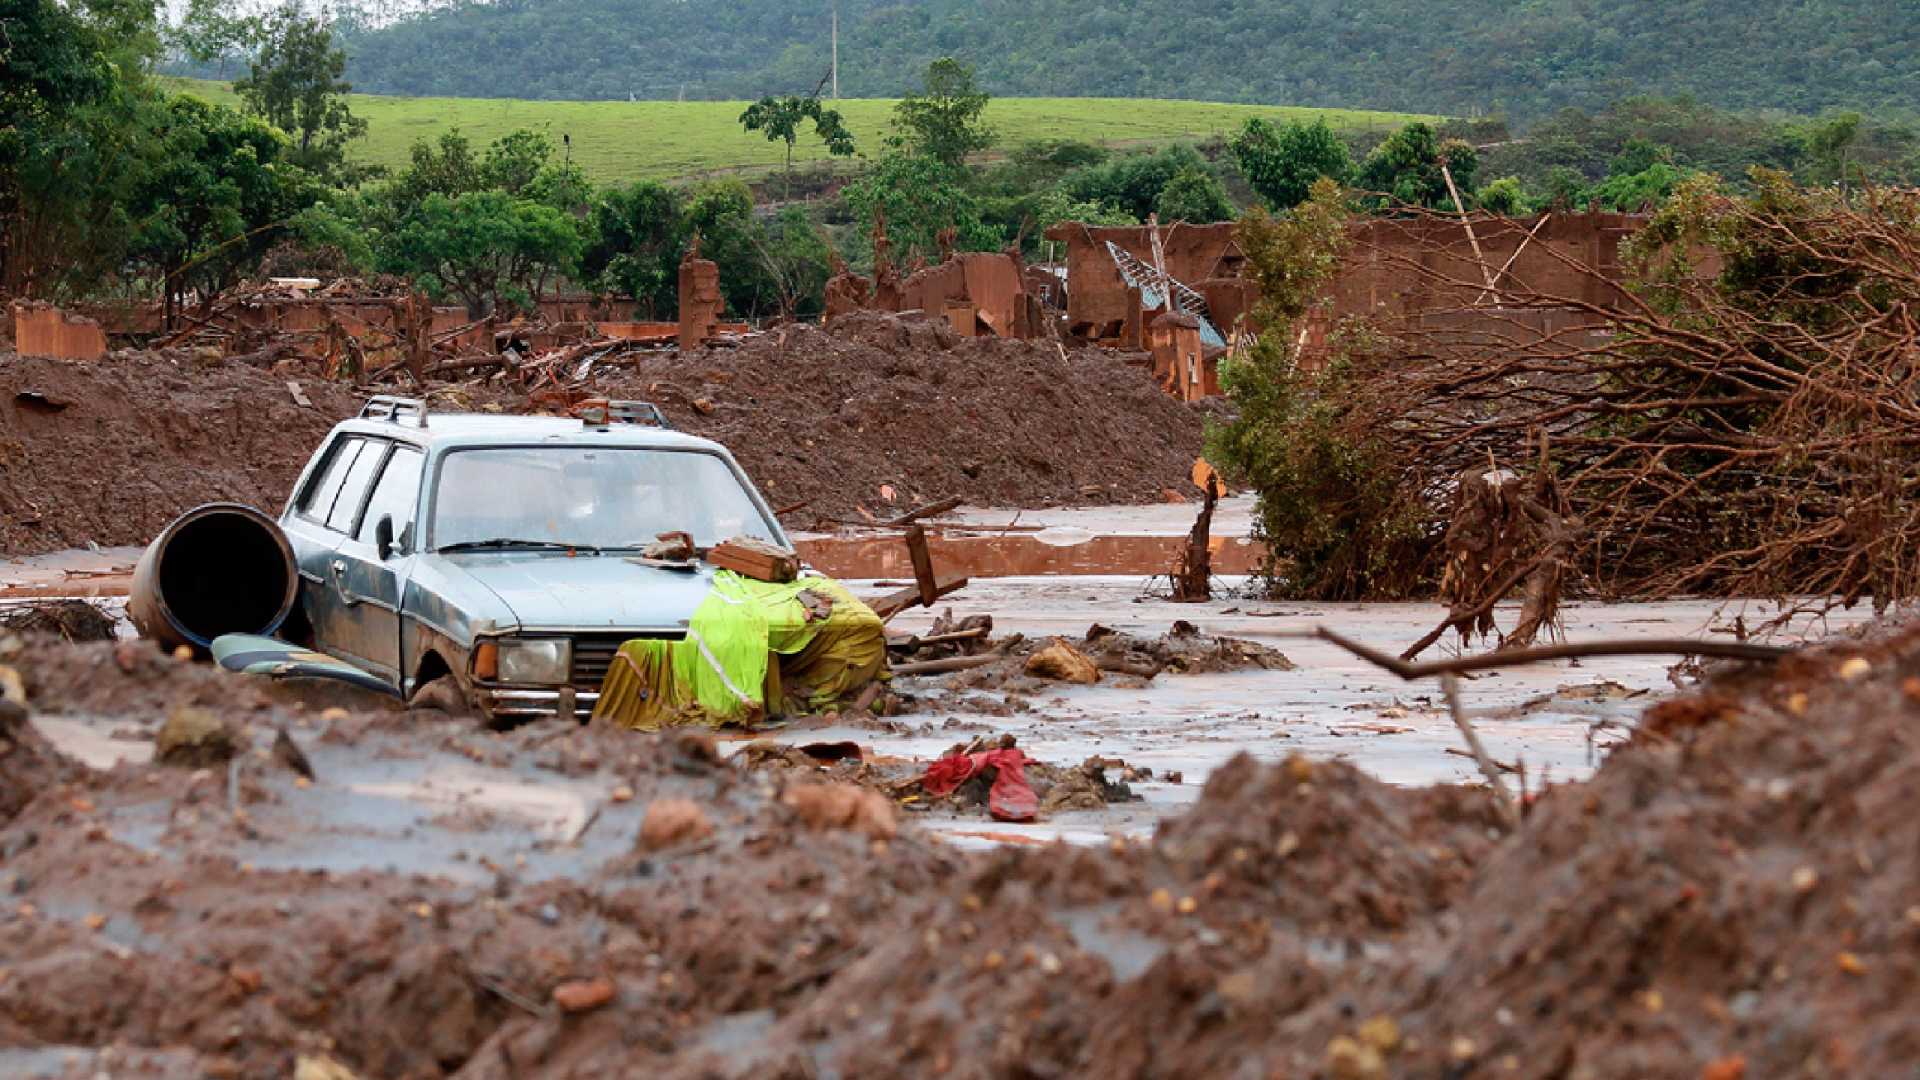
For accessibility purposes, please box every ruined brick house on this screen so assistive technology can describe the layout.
[1044,211,1665,396]
[1041,221,1252,349]
[824,243,1048,340]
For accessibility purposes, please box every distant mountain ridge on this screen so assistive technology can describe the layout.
[336,0,1918,120]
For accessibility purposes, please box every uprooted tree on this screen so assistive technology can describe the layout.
[1211,171,1920,652]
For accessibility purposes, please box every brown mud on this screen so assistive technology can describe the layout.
[5,625,1918,1077]
[592,313,1221,524]
[1,317,1217,557]
[0,352,361,556]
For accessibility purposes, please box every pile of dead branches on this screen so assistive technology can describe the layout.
[1318,176,1920,637]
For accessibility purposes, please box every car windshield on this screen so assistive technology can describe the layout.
[430,447,778,552]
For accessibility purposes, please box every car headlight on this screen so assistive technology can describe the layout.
[495,638,571,685]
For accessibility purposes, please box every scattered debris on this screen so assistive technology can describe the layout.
[0,600,116,642]
[920,739,1040,822]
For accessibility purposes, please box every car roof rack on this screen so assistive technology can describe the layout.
[573,398,673,430]
[360,395,429,426]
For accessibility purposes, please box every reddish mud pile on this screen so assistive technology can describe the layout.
[0,351,361,556]
[9,627,1919,1077]
[595,314,1219,522]
[1,318,1216,557]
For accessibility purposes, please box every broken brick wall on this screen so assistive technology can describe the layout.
[12,303,107,361]
[897,252,1028,337]
[1043,222,1242,336]
[1051,213,1664,348]
[823,273,873,324]
[1149,313,1215,402]
[678,257,723,351]
[1328,212,1648,323]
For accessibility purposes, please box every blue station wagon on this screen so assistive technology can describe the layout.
[278,396,788,724]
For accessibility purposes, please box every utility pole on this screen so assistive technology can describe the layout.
[831,0,840,99]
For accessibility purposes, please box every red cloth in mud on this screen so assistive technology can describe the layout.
[920,747,1038,822]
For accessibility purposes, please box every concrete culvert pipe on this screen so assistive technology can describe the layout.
[130,503,298,654]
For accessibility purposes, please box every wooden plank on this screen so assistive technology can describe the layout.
[863,573,968,621]
[882,496,963,527]
[906,524,939,607]
[891,654,998,676]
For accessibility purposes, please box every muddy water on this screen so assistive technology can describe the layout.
[8,500,1875,850]
[800,530,1263,579]
[762,578,1873,845]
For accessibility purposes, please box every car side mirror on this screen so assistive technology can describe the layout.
[375,515,396,561]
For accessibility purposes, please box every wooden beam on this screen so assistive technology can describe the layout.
[905,524,939,607]
[882,496,963,527]
[863,573,969,621]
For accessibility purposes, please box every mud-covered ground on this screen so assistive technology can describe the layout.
[5,612,1920,1078]
[0,313,1216,557]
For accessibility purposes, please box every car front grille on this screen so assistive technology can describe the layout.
[569,632,683,692]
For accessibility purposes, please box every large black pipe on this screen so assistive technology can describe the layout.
[129,503,297,654]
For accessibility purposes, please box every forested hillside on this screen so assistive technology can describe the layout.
[333,0,1916,119]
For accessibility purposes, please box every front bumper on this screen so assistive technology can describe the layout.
[477,686,599,723]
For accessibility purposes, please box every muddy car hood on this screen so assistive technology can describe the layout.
[436,552,712,631]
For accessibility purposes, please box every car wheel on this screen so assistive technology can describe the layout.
[411,675,474,719]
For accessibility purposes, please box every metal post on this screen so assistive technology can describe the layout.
[831,0,840,99]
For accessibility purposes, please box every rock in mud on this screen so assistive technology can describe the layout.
[637,796,714,851]
[154,705,238,766]
[781,782,897,839]
[1025,639,1100,684]
[553,975,617,1013]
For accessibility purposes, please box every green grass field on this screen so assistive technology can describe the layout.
[167,77,1436,184]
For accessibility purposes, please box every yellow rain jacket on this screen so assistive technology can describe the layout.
[592,570,887,731]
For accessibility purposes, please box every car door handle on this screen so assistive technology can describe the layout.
[329,560,359,605]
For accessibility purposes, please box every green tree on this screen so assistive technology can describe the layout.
[1229,117,1354,210]
[1154,166,1235,223]
[1589,161,1688,211]
[1608,136,1667,178]
[129,95,320,325]
[1800,111,1862,191]
[393,129,487,204]
[685,180,778,317]
[1356,122,1478,209]
[171,0,265,70]
[739,95,855,200]
[482,128,558,197]
[1541,165,1589,210]
[751,206,834,318]
[1475,175,1526,215]
[384,190,585,317]
[842,153,998,264]
[1208,179,1422,598]
[1061,144,1219,222]
[0,0,162,298]
[234,4,369,183]
[978,188,1132,257]
[891,58,994,168]
[582,179,686,316]
[276,197,376,277]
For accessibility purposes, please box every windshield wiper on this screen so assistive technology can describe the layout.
[438,538,602,554]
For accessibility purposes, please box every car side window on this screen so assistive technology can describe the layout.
[326,439,388,534]
[357,446,424,549]
[298,436,365,524]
